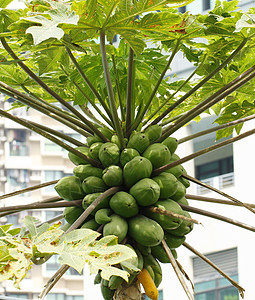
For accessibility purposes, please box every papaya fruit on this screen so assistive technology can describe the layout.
[95,208,112,224]
[128,214,164,247]
[102,165,123,187]
[82,193,110,215]
[164,231,186,248]
[82,176,107,194]
[152,172,178,199]
[170,153,180,161]
[94,271,102,285]
[153,270,162,288]
[68,146,90,165]
[176,196,189,206]
[167,211,194,236]
[98,127,114,140]
[109,191,139,218]
[134,242,151,256]
[127,132,150,154]
[87,135,103,147]
[142,143,171,169]
[108,275,123,290]
[171,181,186,201]
[81,219,100,230]
[162,137,178,154]
[178,175,190,188]
[73,164,103,181]
[60,222,71,232]
[54,176,85,201]
[144,124,162,143]
[165,164,185,178]
[99,142,120,167]
[151,244,177,263]
[111,135,128,149]
[88,142,103,161]
[129,178,160,206]
[144,265,155,281]
[100,281,114,300]
[123,156,152,188]
[120,148,140,167]
[103,214,128,242]
[145,199,183,230]
[63,206,84,224]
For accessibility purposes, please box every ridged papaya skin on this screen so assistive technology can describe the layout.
[103,214,128,243]
[162,137,178,154]
[127,132,150,154]
[142,143,171,169]
[144,125,162,143]
[129,178,160,206]
[144,199,184,230]
[151,244,177,263]
[73,164,103,181]
[88,142,103,161]
[166,211,194,236]
[87,135,103,147]
[99,142,120,168]
[102,165,123,187]
[109,191,139,218]
[81,219,100,230]
[120,148,140,167]
[82,176,107,194]
[165,164,185,178]
[171,181,186,201]
[54,176,85,201]
[128,214,164,247]
[152,172,178,199]
[100,281,114,300]
[123,156,153,188]
[164,231,186,248]
[68,146,90,165]
[82,193,110,215]
[94,208,112,224]
[63,206,84,224]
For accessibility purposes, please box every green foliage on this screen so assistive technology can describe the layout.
[0,216,138,287]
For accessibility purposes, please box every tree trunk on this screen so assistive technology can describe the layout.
[114,279,144,300]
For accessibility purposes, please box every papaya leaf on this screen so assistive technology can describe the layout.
[0,0,13,8]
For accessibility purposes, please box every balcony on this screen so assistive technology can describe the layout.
[196,172,234,195]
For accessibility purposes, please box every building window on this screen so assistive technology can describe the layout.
[6,169,29,193]
[6,293,29,299]
[144,290,163,300]
[193,248,239,300]
[43,170,63,193]
[7,129,29,156]
[203,0,211,11]
[46,294,83,300]
[178,6,186,13]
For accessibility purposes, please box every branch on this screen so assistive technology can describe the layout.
[183,242,245,298]
[162,240,194,300]
[179,203,255,232]
[126,47,135,137]
[152,39,247,127]
[182,174,255,214]
[178,114,255,144]
[100,31,125,149]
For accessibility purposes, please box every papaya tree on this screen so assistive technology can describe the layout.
[1,0,255,299]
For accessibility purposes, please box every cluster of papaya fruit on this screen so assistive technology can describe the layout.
[54,124,193,300]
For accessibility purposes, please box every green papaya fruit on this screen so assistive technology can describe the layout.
[164,231,186,248]
[178,175,190,188]
[94,271,102,285]
[111,135,128,149]
[60,222,71,232]
[102,165,123,187]
[127,132,150,154]
[73,164,103,181]
[54,176,85,201]
[88,142,103,161]
[100,281,114,300]
[144,125,162,143]
[144,265,155,281]
[152,172,178,199]
[142,143,171,169]
[109,191,139,218]
[99,142,120,168]
[98,127,114,140]
[145,199,183,230]
[171,181,186,201]
[176,197,189,206]
[127,248,144,285]
[165,164,185,178]
[120,148,140,167]
[134,242,151,256]
[82,176,107,194]
[95,208,113,224]
[167,211,194,236]
[162,137,178,154]
[81,219,100,230]
[153,270,162,288]
[87,135,103,147]
[151,244,177,263]
[170,153,180,161]
[143,253,159,269]
[128,214,164,247]
[82,193,110,215]
[103,214,128,243]
[108,275,123,290]
[123,156,153,188]
[68,146,90,165]
[63,206,84,224]
[129,178,160,206]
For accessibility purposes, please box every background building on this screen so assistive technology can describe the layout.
[1,0,255,299]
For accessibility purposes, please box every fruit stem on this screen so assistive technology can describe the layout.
[183,242,245,298]
[126,47,135,137]
[162,239,194,300]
